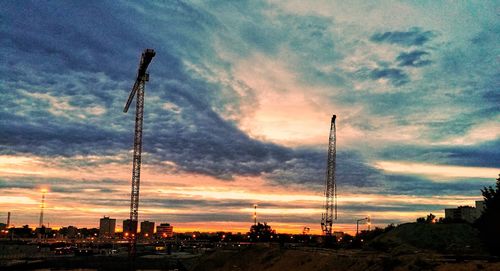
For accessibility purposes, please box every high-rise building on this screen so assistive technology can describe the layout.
[123,219,138,236]
[156,223,173,238]
[140,221,155,237]
[99,216,116,238]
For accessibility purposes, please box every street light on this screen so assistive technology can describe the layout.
[356,217,369,236]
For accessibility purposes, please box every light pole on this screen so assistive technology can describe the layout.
[356,217,369,236]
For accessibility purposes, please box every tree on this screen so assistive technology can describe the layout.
[475,174,500,255]
[249,222,275,241]
[416,213,435,224]
[426,213,436,223]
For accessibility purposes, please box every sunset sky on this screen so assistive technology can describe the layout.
[1,1,499,234]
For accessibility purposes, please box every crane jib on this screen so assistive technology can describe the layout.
[123,49,156,113]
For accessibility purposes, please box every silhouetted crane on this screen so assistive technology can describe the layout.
[321,115,337,236]
[123,49,155,257]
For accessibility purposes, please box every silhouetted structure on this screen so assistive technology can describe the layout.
[321,115,337,236]
[156,223,173,238]
[123,219,138,236]
[99,216,116,238]
[11,225,34,238]
[123,48,156,256]
[39,189,47,227]
[253,204,257,226]
[445,201,484,223]
[140,221,155,237]
[249,222,275,241]
[59,225,78,238]
[356,217,369,235]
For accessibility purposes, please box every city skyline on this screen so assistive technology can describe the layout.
[1,1,499,235]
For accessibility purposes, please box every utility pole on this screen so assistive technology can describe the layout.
[123,49,155,257]
[321,115,337,236]
[7,212,10,228]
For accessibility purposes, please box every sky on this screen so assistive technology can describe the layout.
[0,0,499,234]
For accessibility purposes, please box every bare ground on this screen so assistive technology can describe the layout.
[191,245,500,271]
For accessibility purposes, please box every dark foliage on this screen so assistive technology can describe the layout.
[416,213,436,223]
[249,222,275,242]
[475,174,500,255]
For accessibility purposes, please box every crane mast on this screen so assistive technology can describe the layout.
[321,114,337,236]
[123,49,155,257]
[39,190,46,228]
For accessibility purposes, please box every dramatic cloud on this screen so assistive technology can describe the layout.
[369,68,409,86]
[396,50,432,67]
[1,1,498,233]
[370,27,436,47]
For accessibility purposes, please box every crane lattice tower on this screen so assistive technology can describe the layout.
[39,190,46,228]
[123,49,155,257]
[321,114,337,236]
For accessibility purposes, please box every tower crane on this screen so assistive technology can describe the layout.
[39,189,47,228]
[321,115,337,236]
[123,49,155,256]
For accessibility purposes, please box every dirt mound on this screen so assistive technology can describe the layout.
[192,246,388,271]
[191,245,500,271]
[369,223,486,254]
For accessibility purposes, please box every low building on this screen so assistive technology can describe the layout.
[140,221,155,237]
[99,216,116,238]
[156,223,173,238]
[444,200,485,223]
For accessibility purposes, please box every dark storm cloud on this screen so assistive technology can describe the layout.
[376,174,493,196]
[0,112,128,157]
[0,179,36,190]
[0,1,146,81]
[0,176,122,194]
[396,50,432,67]
[370,27,436,46]
[378,139,500,168]
[266,150,380,189]
[369,68,409,86]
